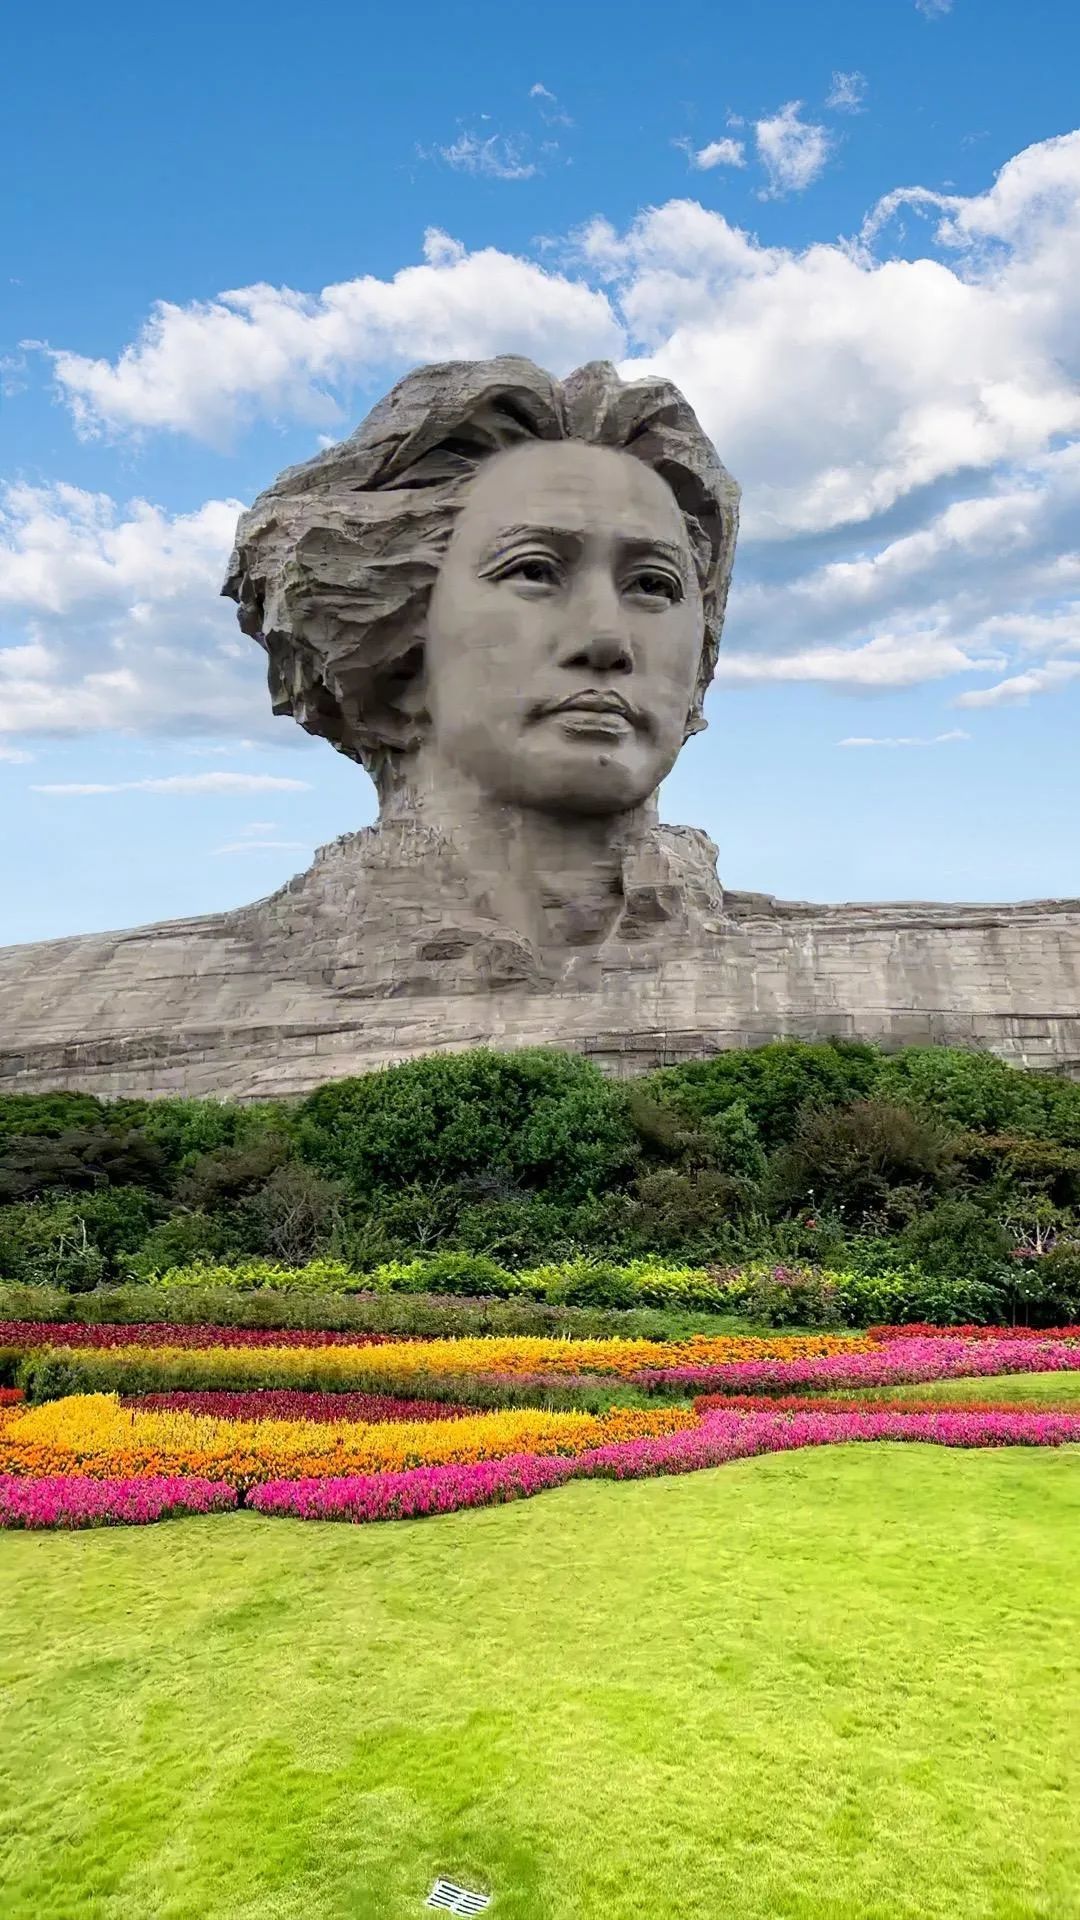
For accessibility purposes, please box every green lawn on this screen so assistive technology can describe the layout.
[885,1369,1080,1404]
[1,1448,1079,1920]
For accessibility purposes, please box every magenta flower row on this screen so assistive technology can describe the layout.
[0,1475,238,1529]
[248,1404,1080,1522]
[631,1337,1080,1394]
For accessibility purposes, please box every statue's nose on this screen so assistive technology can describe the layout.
[577,630,633,673]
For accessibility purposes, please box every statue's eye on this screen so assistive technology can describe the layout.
[504,555,560,587]
[629,569,682,603]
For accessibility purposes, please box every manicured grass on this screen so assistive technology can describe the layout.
[886,1369,1080,1405]
[1,1449,1079,1919]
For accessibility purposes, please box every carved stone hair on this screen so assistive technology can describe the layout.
[222,356,740,795]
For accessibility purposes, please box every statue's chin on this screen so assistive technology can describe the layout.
[486,756,663,819]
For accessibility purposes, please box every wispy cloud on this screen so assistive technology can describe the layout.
[754,102,833,195]
[0,744,33,763]
[690,138,746,171]
[213,838,309,856]
[956,661,1080,708]
[826,71,867,113]
[439,131,536,180]
[839,730,971,747]
[31,773,311,796]
[915,0,954,16]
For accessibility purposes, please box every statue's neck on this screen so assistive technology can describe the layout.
[383,756,657,951]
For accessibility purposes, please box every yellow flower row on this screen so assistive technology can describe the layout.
[0,1394,695,1485]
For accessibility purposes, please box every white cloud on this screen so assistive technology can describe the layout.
[839,730,970,747]
[31,773,311,796]
[825,72,867,113]
[754,102,833,196]
[37,230,617,441]
[691,138,746,170]
[955,661,1080,708]
[35,131,1080,551]
[0,483,267,742]
[529,83,555,102]
[716,633,993,689]
[438,131,536,181]
[237,819,278,834]
[0,744,33,763]
[12,130,1080,726]
[723,439,1079,702]
[916,0,953,15]
[213,838,309,855]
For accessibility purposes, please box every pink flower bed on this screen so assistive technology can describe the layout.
[0,1474,237,1529]
[634,1337,1080,1396]
[124,1390,472,1423]
[248,1403,1080,1523]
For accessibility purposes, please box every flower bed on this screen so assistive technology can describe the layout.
[867,1323,1080,1343]
[0,1474,237,1529]
[248,1403,1080,1523]
[124,1390,472,1424]
[631,1337,1080,1396]
[0,1320,404,1352]
[8,1327,1080,1530]
[0,1394,694,1487]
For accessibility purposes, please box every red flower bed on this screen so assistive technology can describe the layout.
[0,1321,404,1352]
[123,1390,473,1424]
[0,1387,24,1408]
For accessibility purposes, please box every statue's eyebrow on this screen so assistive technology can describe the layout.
[477,525,689,574]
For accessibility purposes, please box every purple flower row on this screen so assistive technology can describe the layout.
[633,1336,1080,1395]
[248,1403,1080,1522]
[0,1475,238,1529]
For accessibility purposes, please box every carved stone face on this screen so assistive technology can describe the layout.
[423,439,705,816]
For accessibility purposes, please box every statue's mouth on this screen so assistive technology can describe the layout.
[535,690,646,732]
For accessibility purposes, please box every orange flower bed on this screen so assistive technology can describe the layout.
[0,1395,694,1487]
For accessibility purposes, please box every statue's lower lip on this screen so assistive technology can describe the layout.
[551,707,633,731]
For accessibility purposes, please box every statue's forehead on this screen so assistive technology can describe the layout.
[451,438,689,549]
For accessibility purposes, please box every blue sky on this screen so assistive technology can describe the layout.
[3,0,1079,944]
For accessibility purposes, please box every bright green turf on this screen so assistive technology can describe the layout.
[2,1449,1079,1920]
[884,1369,1080,1404]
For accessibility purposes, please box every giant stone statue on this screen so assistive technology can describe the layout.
[1,357,1078,1096]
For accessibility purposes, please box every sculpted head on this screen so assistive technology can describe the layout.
[222,357,739,818]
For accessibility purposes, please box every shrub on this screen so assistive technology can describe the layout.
[137,1098,290,1171]
[175,1134,293,1209]
[0,1129,167,1202]
[767,1099,956,1228]
[295,1048,638,1201]
[875,1047,1080,1145]
[123,1210,251,1281]
[0,1199,107,1291]
[642,1040,881,1149]
[370,1253,520,1297]
[628,1168,749,1254]
[895,1198,1013,1286]
[240,1162,346,1265]
[1009,1244,1080,1326]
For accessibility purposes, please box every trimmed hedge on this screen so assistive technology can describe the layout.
[75,1254,1029,1328]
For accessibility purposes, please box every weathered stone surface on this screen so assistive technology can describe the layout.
[1,355,1077,1095]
